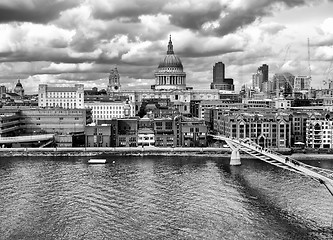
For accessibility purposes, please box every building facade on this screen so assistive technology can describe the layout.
[85,97,135,123]
[38,84,84,109]
[214,110,292,148]
[20,108,91,135]
[306,112,333,148]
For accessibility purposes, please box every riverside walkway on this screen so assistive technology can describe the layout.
[0,134,54,144]
[210,134,333,197]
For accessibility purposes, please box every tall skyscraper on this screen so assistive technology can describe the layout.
[252,72,263,91]
[258,64,269,82]
[210,62,234,91]
[213,62,225,84]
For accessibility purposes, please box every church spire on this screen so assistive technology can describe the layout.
[167,35,174,55]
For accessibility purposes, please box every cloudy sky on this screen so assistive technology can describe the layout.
[1,0,333,94]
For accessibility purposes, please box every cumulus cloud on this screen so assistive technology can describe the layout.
[259,22,286,35]
[90,0,163,22]
[0,0,81,23]
[165,0,223,30]
[0,0,332,93]
[313,18,333,47]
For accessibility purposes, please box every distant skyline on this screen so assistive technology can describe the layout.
[0,0,333,94]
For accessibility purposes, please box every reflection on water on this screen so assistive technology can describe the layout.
[0,156,332,240]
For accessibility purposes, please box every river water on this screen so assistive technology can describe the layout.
[0,155,332,240]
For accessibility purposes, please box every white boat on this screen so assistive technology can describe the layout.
[88,159,107,164]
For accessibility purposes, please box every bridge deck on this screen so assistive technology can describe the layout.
[210,135,333,196]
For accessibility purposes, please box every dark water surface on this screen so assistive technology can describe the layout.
[0,155,332,240]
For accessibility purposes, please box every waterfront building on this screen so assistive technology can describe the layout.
[290,111,308,146]
[138,128,155,147]
[306,111,333,148]
[117,118,138,147]
[20,108,91,135]
[214,109,291,148]
[38,84,84,109]
[180,117,207,147]
[154,117,177,147]
[85,119,118,147]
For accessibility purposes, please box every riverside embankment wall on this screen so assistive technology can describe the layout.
[1,147,332,160]
[0,147,232,157]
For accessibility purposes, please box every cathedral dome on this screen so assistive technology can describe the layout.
[158,54,183,69]
[14,79,24,97]
[154,36,186,90]
[15,80,22,88]
[157,36,183,71]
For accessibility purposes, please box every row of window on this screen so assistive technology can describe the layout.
[41,93,82,98]
[88,106,124,110]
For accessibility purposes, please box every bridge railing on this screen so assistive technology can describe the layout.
[230,137,333,180]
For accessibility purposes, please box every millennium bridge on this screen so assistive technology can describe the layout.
[209,134,333,197]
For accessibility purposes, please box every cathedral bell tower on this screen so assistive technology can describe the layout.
[107,67,121,94]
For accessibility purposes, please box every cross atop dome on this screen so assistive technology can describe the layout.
[167,35,174,55]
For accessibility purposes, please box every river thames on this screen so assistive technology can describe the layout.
[0,155,332,240]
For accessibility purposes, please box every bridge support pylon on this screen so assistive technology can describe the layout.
[230,149,241,166]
